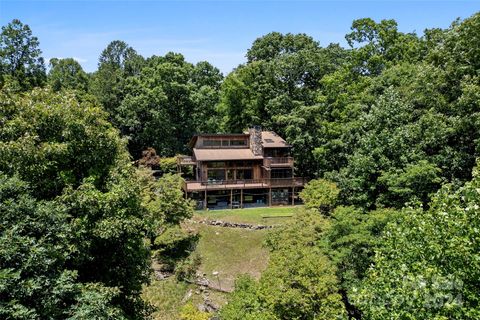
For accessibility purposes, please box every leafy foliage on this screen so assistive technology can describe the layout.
[116,53,223,157]
[0,87,150,319]
[220,211,346,320]
[299,178,339,213]
[90,40,144,121]
[353,162,480,319]
[48,57,89,92]
[0,19,46,90]
[179,303,210,320]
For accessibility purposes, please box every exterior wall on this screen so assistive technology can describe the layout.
[198,160,263,181]
[187,186,304,209]
[253,164,262,180]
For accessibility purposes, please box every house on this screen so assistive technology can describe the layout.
[177,126,306,209]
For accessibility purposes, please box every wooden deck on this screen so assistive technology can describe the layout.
[184,177,306,192]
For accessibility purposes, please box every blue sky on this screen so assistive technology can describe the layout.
[0,1,478,74]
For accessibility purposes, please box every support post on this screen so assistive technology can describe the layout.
[230,189,233,209]
[204,189,207,210]
[291,187,295,206]
[268,188,272,207]
[240,189,243,208]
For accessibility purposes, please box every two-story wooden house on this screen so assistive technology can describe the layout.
[177,126,306,209]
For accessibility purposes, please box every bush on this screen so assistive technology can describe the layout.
[175,253,202,282]
[179,303,210,320]
[300,179,340,214]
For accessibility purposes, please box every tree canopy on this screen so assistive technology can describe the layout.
[1,11,480,319]
[0,19,46,90]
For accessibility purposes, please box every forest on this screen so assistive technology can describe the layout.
[1,11,479,320]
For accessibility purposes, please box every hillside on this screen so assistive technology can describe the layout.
[143,206,300,319]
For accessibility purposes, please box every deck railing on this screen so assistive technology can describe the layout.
[184,177,306,190]
[263,157,294,167]
[177,155,196,165]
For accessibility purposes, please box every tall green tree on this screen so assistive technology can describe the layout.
[220,211,347,320]
[91,40,144,122]
[48,57,89,92]
[354,162,480,319]
[117,52,222,157]
[219,32,348,137]
[0,87,151,319]
[0,19,46,90]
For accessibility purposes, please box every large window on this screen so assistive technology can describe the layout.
[206,161,225,168]
[207,169,225,181]
[272,189,289,204]
[271,169,293,179]
[264,148,290,157]
[236,169,252,180]
[202,139,247,147]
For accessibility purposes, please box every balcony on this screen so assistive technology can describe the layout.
[177,155,196,166]
[183,177,306,192]
[263,157,294,168]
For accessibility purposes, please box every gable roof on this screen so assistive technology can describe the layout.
[261,131,291,148]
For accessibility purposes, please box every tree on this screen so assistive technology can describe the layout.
[91,40,144,122]
[300,178,340,213]
[0,87,151,318]
[324,206,400,319]
[221,211,347,320]
[246,32,319,62]
[0,19,46,90]
[345,18,424,75]
[0,174,79,319]
[353,162,480,319]
[48,57,89,92]
[377,160,442,208]
[117,53,222,157]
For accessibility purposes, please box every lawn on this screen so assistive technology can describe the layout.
[143,206,301,316]
[190,223,270,291]
[143,278,192,320]
[143,277,228,320]
[193,205,302,225]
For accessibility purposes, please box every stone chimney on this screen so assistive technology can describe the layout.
[249,126,263,156]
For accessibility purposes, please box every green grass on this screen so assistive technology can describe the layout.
[142,278,192,320]
[143,206,299,316]
[193,205,302,225]
[190,223,270,291]
[143,277,228,320]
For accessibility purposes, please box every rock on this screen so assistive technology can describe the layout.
[201,219,273,230]
[181,289,193,303]
[154,270,173,280]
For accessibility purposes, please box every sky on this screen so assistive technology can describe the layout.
[0,1,479,74]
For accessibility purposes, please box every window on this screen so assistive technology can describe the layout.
[230,140,247,146]
[227,169,235,180]
[264,148,290,157]
[203,140,221,147]
[222,140,230,146]
[207,161,225,168]
[271,169,292,179]
[236,169,252,180]
[207,169,225,181]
